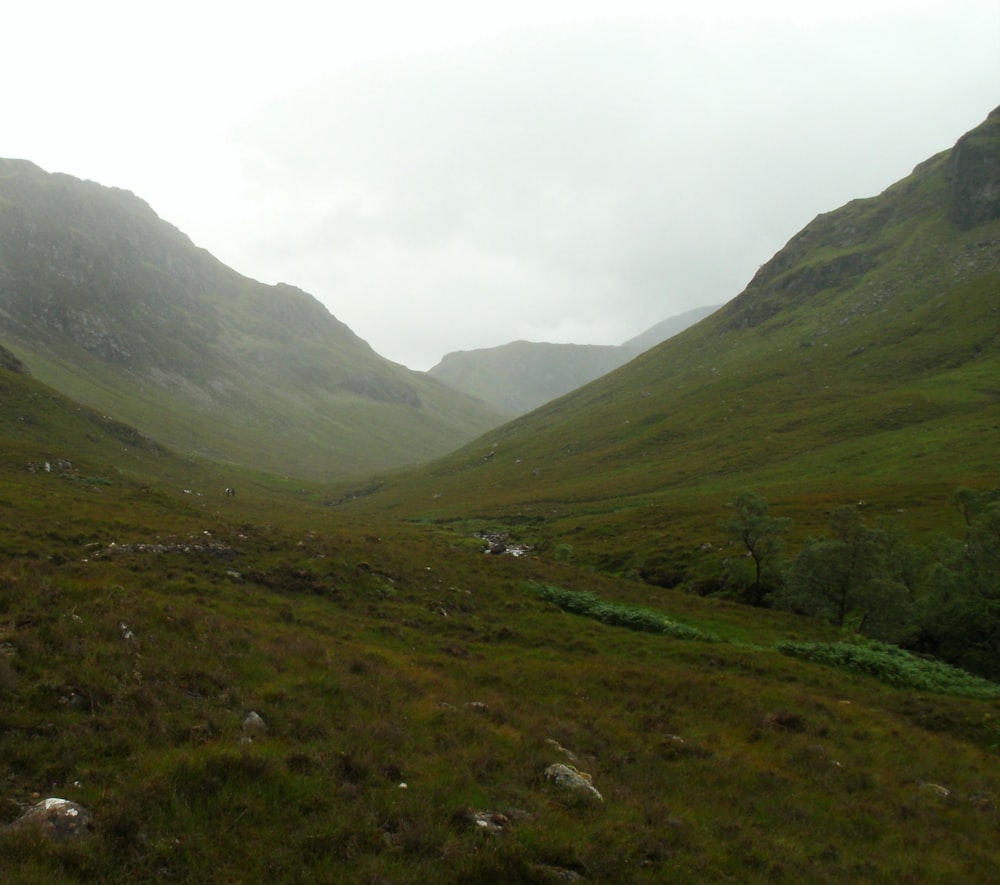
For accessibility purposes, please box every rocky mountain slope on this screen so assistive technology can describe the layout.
[428,305,718,415]
[0,160,505,479]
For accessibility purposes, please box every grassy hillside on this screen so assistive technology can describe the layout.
[1,365,998,883]
[347,111,1000,575]
[0,159,504,480]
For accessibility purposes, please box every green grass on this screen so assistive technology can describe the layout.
[1,429,999,882]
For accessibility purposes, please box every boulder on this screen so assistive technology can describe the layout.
[544,763,603,802]
[9,798,92,840]
[242,710,267,741]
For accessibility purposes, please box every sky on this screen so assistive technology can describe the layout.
[4,1,999,370]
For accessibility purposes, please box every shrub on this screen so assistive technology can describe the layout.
[775,638,1000,698]
[525,581,719,642]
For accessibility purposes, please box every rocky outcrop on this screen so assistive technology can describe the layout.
[0,344,30,375]
[7,798,92,840]
[543,763,603,802]
[948,106,1000,229]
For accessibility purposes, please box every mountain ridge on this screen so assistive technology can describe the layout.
[0,159,505,479]
[428,305,719,415]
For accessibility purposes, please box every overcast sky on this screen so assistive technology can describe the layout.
[5,1,998,369]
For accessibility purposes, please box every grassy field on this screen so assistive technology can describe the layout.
[1,397,998,882]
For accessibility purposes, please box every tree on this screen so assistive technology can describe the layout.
[724,492,791,603]
[778,506,910,634]
[912,488,1000,678]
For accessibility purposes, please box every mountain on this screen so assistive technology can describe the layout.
[351,108,1000,557]
[427,305,719,415]
[618,305,722,354]
[0,159,505,480]
[2,115,999,884]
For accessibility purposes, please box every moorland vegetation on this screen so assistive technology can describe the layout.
[0,110,998,881]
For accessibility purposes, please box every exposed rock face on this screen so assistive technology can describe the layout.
[948,106,1000,229]
[8,798,92,840]
[0,344,30,375]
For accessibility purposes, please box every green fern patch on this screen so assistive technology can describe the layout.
[525,581,719,641]
[776,639,1000,698]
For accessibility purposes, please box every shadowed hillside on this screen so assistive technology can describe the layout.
[0,160,505,480]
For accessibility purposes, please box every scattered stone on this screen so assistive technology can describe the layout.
[545,738,578,761]
[544,763,603,802]
[98,537,234,557]
[8,798,92,840]
[532,865,585,882]
[763,711,807,732]
[59,690,86,710]
[969,791,995,811]
[455,808,512,835]
[918,782,951,799]
[242,711,267,742]
[475,531,532,556]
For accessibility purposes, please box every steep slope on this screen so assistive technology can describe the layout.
[0,160,504,480]
[351,108,1000,540]
[619,304,721,355]
[428,305,719,415]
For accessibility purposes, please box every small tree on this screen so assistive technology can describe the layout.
[779,506,911,635]
[912,488,1000,679]
[724,492,791,603]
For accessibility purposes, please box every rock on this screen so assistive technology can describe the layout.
[544,763,603,802]
[242,711,267,741]
[8,798,92,840]
[969,791,995,811]
[0,345,31,376]
[544,738,578,761]
[456,808,512,835]
[948,107,1000,229]
[532,865,585,882]
[918,781,951,800]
